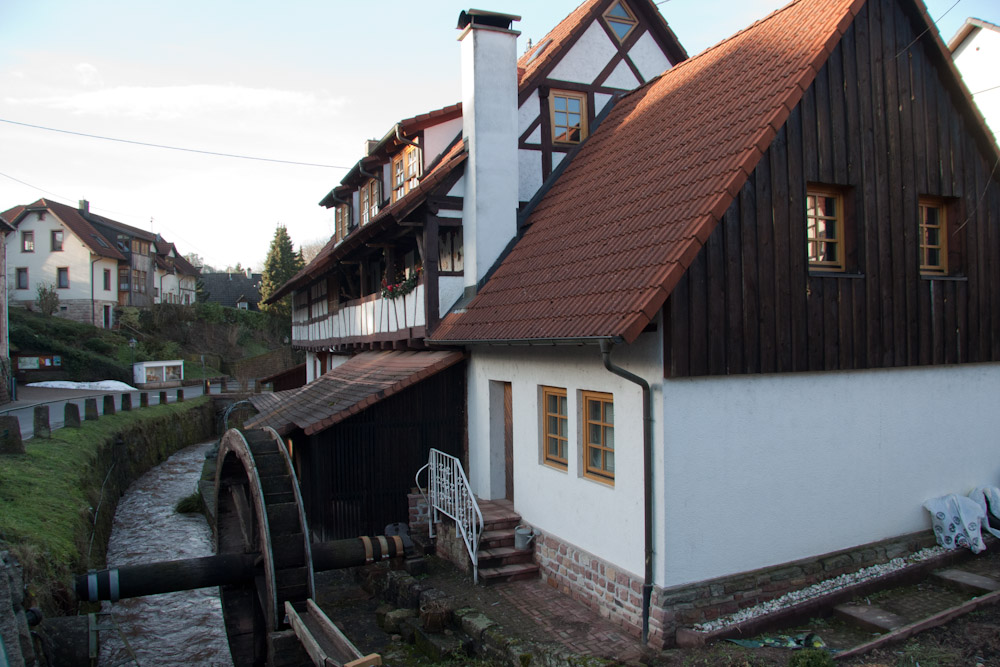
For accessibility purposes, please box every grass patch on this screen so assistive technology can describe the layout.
[175,489,204,514]
[0,396,214,613]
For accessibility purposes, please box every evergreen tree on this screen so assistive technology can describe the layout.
[259,225,304,318]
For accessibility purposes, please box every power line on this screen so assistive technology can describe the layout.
[0,118,350,169]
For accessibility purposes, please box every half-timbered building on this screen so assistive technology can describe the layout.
[252,0,686,541]
[430,0,1000,648]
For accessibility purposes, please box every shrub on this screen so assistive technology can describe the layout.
[35,283,60,316]
[788,649,835,667]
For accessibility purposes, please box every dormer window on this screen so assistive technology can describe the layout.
[405,144,421,189]
[361,179,379,225]
[603,1,638,43]
[393,157,406,202]
[335,204,351,243]
[551,91,588,144]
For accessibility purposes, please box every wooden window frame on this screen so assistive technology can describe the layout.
[56,267,69,289]
[582,390,614,485]
[919,197,948,275]
[541,386,568,469]
[103,269,111,291]
[405,144,421,188]
[392,156,405,202]
[51,230,64,252]
[15,268,28,290]
[21,231,34,253]
[806,186,846,272]
[550,90,588,145]
[602,0,638,44]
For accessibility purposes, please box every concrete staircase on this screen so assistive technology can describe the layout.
[476,499,538,584]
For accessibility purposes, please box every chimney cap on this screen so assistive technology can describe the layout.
[457,9,521,31]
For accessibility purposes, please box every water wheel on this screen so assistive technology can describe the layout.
[215,427,315,667]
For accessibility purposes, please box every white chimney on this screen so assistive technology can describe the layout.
[458,9,520,292]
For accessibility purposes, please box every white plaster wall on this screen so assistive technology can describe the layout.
[659,363,1000,587]
[438,275,465,318]
[423,117,464,163]
[466,332,662,576]
[628,30,673,82]
[953,27,1000,140]
[92,258,118,304]
[548,21,618,85]
[603,60,641,90]
[594,92,613,116]
[518,149,543,202]
[7,211,94,301]
[518,91,539,138]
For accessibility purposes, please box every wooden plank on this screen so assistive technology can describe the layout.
[854,3,882,368]
[870,0,894,368]
[918,280,932,365]
[896,7,919,367]
[833,588,1000,661]
[824,278,840,370]
[723,201,745,374]
[853,278,867,369]
[833,602,906,632]
[838,279,855,370]
[756,147,777,374]
[770,128,793,373]
[828,42,849,184]
[910,36,928,195]
[688,247,709,376]
[307,599,371,665]
[285,601,328,667]
[706,219,726,374]
[785,105,810,371]
[943,280,958,364]
[815,63,834,184]
[807,277,824,370]
[931,280,944,365]
[740,179,761,374]
[883,0,906,366]
[669,282,691,377]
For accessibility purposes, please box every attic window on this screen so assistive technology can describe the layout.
[551,91,588,144]
[525,39,551,64]
[603,1,638,43]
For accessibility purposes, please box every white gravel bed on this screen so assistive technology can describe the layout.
[692,546,950,633]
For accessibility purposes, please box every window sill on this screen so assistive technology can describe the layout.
[921,274,967,282]
[542,461,568,473]
[582,472,615,488]
[808,271,866,279]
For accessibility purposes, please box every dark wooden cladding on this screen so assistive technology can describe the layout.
[665,0,1000,378]
[292,363,465,541]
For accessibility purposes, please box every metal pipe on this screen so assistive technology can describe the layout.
[599,339,654,643]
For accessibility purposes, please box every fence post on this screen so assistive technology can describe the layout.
[33,406,50,439]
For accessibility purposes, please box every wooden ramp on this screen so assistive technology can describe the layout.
[285,599,381,667]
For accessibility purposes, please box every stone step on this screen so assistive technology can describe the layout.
[480,529,515,549]
[833,603,907,633]
[932,568,1000,595]
[479,562,539,584]
[477,546,533,567]
[482,516,520,532]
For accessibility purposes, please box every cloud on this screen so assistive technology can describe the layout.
[7,83,345,121]
[75,63,102,87]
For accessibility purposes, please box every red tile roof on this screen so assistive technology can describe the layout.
[245,350,465,436]
[5,199,125,260]
[517,0,601,89]
[431,0,867,344]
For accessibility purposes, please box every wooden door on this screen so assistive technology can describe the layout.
[503,382,513,502]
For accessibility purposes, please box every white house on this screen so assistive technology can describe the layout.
[950,17,1000,140]
[153,241,199,305]
[255,0,1000,650]
[1,199,198,327]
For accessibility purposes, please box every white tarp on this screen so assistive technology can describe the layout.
[924,488,1000,553]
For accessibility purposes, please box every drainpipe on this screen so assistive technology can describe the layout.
[394,125,422,177]
[358,163,380,209]
[599,339,653,644]
[90,256,100,327]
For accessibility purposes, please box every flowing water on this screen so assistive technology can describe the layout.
[99,441,233,667]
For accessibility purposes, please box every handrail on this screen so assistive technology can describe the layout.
[414,448,484,583]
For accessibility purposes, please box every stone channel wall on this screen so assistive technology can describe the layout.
[0,398,218,666]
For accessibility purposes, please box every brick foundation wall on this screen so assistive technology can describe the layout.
[535,532,645,640]
[407,491,429,534]
[535,529,938,649]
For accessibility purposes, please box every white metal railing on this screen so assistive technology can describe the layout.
[416,448,484,583]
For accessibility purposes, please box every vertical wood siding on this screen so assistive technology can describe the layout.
[666,0,1000,377]
[294,364,466,541]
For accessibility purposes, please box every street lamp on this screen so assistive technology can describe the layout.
[129,338,137,385]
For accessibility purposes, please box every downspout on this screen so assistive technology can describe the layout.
[394,125,422,177]
[599,339,653,643]
[358,163,380,210]
[90,256,99,327]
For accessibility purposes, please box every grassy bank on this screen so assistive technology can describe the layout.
[0,396,216,613]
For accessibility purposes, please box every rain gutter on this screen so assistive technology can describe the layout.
[599,339,654,644]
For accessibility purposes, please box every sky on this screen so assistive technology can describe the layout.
[1,0,995,271]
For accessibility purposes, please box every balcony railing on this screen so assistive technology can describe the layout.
[293,282,426,344]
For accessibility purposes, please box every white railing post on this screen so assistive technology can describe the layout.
[414,448,484,583]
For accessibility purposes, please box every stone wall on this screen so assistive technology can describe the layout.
[534,527,938,649]
[0,552,31,667]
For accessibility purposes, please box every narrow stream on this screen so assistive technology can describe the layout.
[99,441,233,667]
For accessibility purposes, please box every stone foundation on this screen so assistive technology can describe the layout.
[534,529,938,649]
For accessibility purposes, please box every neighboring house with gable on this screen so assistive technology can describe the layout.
[1,199,196,327]
[254,0,1000,650]
[153,241,199,305]
[949,17,1000,139]
[199,271,263,310]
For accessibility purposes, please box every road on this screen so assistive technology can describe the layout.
[0,383,210,440]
